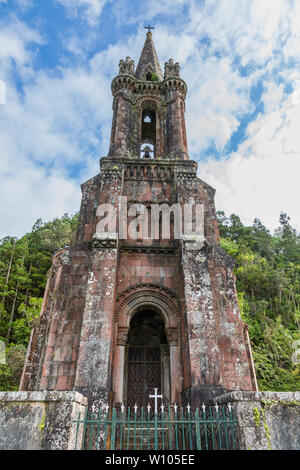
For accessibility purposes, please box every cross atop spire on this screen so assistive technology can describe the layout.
[144,25,154,33]
[135,27,163,81]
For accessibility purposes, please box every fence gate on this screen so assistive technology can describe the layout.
[73,403,239,450]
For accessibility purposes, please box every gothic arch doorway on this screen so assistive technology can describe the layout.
[125,310,170,408]
[113,285,182,405]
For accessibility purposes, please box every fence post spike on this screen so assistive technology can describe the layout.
[134,403,138,413]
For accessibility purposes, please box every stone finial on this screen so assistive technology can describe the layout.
[164,59,180,78]
[119,56,135,76]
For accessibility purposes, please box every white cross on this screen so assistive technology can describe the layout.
[103,404,109,413]
[149,388,163,414]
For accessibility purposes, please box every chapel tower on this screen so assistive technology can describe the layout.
[20,31,257,407]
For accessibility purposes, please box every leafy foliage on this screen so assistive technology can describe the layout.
[218,211,300,391]
[151,73,159,81]
[0,344,27,391]
[0,213,78,390]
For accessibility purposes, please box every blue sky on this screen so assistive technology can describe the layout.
[0,0,299,237]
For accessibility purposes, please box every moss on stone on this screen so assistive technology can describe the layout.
[39,413,46,432]
[253,406,261,427]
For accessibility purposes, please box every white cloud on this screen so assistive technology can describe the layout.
[262,82,285,114]
[57,0,108,25]
[188,0,290,66]
[111,0,189,26]
[200,87,300,231]
[185,55,250,154]
[0,19,42,67]
[0,161,81,239]
[16,0,34,9]
[0,65,112,236]
[0,19,112,238]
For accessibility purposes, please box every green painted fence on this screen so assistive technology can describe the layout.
[73,403,239,450]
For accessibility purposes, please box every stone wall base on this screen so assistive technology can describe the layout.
[210,391,300,450]
[0,391,87,450]
[1,390,299,450]
[182,385,227,404]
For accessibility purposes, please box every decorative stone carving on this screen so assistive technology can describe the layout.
[92,231,118,248]
[101,169,123,181]
[182,234,208,251]
[117,327,129,346]
[165,327,179,346]
[119,56,135,76]
[92,237,118,249]
[116,283,180,328]
[164,59,180,78]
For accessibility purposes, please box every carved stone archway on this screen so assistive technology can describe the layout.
[113,284,181,404]
[116,283,179,327]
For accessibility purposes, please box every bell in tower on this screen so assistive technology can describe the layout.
[20,29,257,409]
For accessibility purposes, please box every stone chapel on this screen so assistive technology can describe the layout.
[20,30,257,409]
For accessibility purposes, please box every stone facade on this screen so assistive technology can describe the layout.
[0,391,87,450]
[210,391,300,450]
[20,32,256,409]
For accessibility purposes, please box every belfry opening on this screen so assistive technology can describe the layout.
[125,310,170,408]
[141,108,156,158]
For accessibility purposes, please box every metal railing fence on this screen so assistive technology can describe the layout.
[73,403,239,450]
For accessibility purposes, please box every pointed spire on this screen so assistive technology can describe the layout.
[135,31,163,81]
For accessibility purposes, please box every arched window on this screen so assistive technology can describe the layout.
[141,109,156,158]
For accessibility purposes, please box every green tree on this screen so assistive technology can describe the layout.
[219,211,300,391]
[0,213,78,389]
